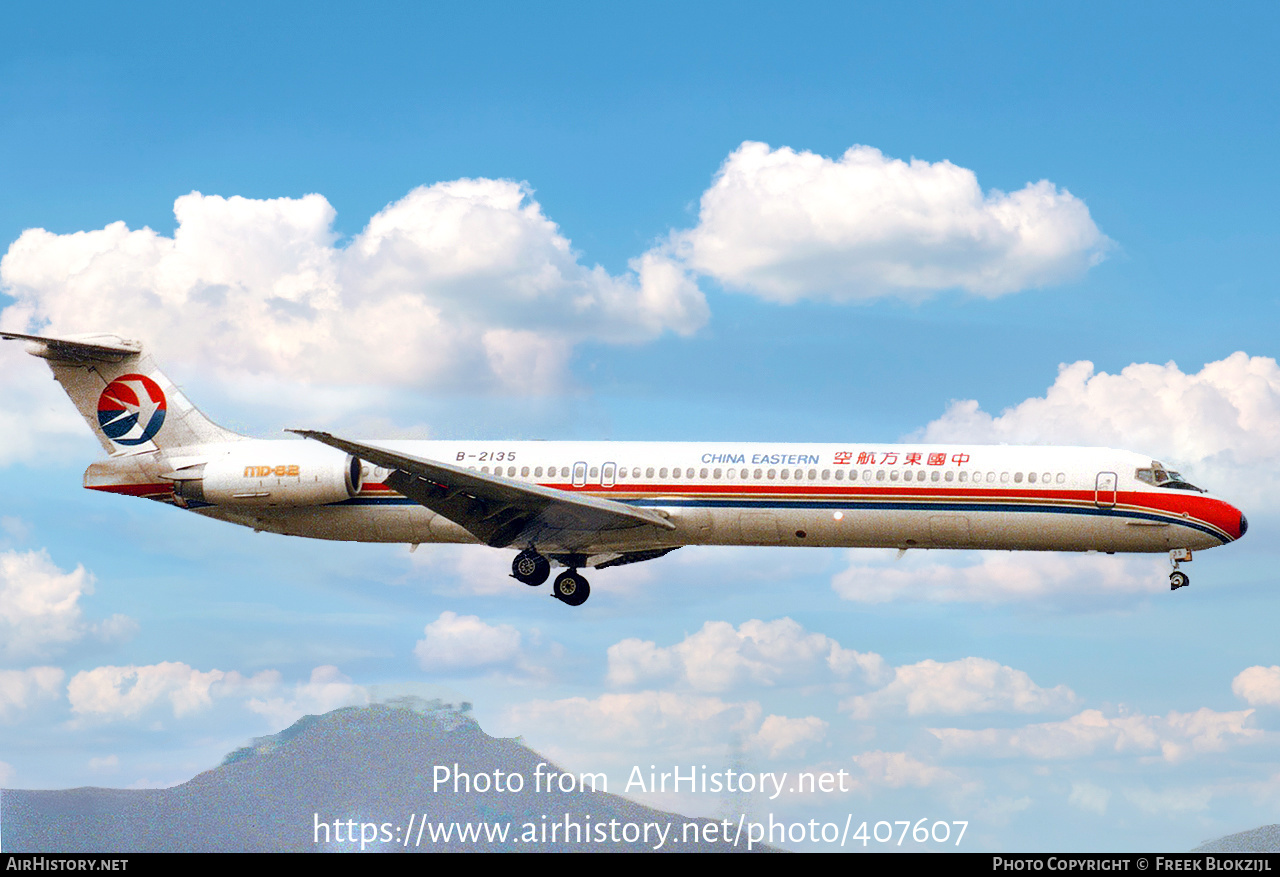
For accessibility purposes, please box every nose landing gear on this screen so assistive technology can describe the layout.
[1169,548,1192,591]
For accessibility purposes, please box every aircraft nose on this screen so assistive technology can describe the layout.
[1240,513,1248,539]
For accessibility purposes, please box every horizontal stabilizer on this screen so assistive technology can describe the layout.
[0,332,142,362]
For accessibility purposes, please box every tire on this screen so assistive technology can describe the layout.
[553,570,590,606]
[512,550,550,586]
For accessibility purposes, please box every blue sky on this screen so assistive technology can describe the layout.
[2,2,1279,852]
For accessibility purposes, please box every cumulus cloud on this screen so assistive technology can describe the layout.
[672,141,1108,303]
[750,714,828,757]
[832,550,1164,606]
[0,549,135,660]
[507,690,825,763]
[852,750,954,789]
[0,667,64,720]
[917,353,1280,509]
[244,665,369,728]
[607,617,887,691]
[930,707,1260,763]
[843,656,1078,719]
[0,181,707,398]
[64,661,304,722]
[1232,666,1280,707]
[414,611,524,672]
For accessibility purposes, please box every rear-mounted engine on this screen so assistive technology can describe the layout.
[172,445,363,507]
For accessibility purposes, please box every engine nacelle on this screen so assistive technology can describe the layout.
[173,443,363,508]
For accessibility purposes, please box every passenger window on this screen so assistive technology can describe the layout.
[1042,472,1051,483]
[602,463,616,487]
[890,470,899,481]
[700,468,709,479]
[1027,472,1036,483]
[572,462,587,487]
[713,468,722,479]
[834,469,844,481]
[877,470,886,481]
[959,471,968,482]
[767,469,777,479]
[987,472,996,483]
[686,468,695,478]
[780,469,790,480]
[931,470,940,482]
[481,466,490,474]
[809,469,818,480]
[755,468,764,479]
[1014,472,1022,483]
[945,471,954,482]
[521,466,530,477]
[1000,472,1009,483]
[535,466,543,478]
[659,467,668,478]
[646,467,654,478]
[1056,473,1065,484]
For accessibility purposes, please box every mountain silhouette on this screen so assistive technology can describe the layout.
[1,698,768,852]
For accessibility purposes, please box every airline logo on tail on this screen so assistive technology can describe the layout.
[97,374,167,445]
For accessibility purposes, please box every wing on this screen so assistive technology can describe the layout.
[289,430,675,550]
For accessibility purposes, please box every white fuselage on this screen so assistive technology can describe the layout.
[87,439,1246,564]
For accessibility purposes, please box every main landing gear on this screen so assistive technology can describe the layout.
[1169,548,1192,591]
[511,548,550,587]
[511,549,590,606]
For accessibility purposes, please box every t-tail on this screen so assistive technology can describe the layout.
[2,331,244,453]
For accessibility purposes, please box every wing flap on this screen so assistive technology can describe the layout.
[289,430,675,548]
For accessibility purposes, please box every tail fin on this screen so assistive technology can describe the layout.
[3,332,244,453]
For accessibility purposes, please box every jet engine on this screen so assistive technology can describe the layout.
[172,443,363,507]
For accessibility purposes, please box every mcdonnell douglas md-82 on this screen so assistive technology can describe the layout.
[4,332,1248,606]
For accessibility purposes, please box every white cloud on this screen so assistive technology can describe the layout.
[244,665,369,728]
[750,714,828,757]
[507,691,764,758]
[0,549,134,659]
[843,656,1078,719]
[917,353,1280,509]
[0,666,64,720]
[672,141,1108,303]
[66,661,286,722]
[1068,781,1111,815]
[414,611,523,671]
[0,182,707,400]
[1233,665,1280,706]
[852,750,954,789]
[930,707,1260,762]
[606,617,887,691]
[831,550,1164,606]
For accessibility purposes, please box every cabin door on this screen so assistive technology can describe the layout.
[1095,471,1117,508]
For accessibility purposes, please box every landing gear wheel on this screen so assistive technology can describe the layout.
[553,570,590,606]
[512,550,550,587]
[1170,571,1190,591]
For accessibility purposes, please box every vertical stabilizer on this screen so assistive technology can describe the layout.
[2,332,244,453]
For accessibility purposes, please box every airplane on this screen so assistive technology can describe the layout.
[3,331,1248,607]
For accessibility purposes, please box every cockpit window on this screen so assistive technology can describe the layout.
[1136,462,1204,492]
